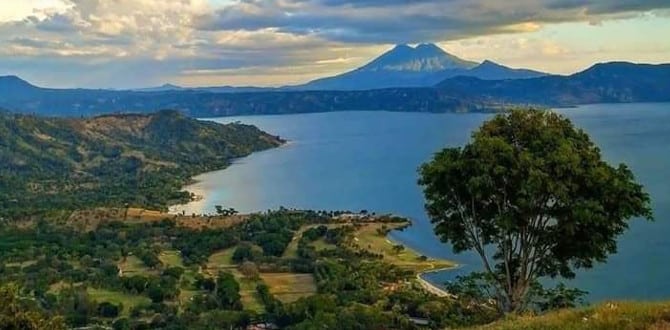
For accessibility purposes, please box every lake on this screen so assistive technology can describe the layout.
[171,103,670,302]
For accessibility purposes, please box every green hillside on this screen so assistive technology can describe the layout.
[0,110,283,218]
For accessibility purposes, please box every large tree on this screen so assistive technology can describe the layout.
[419,109,652,313]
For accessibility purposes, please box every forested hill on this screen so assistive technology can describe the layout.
[0,110,283,218]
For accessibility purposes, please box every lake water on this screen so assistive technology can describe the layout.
[171,103,670,302]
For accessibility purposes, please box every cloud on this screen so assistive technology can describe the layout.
[0,0,668,88]
[198,0,670,43]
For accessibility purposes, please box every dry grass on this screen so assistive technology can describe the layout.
[259,273,317,303]
[67,207,249,231]
[470,302,670,330]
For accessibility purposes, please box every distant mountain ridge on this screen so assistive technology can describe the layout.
[295,43,547,90]
[134,84,274,93]
[0,61,668,117]
[436,61,670,105]
[134,83,185,92]
[0,75,41,97]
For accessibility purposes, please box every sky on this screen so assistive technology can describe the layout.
[0,0,669,88]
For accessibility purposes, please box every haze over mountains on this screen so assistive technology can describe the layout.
[0,43,669,117]
[134,43,547,92]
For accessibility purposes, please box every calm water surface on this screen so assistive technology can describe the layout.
[171,103,670,302]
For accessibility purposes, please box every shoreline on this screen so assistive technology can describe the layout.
[385,231,460,296]
[416,264,464,297]
[417,268,454,297]
[168,140,295,215]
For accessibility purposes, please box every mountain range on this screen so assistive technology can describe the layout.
[2,60,668,118]
[436,61,670,105]
[1,41,669,117]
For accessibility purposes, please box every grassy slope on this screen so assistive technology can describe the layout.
[471,302,670,330]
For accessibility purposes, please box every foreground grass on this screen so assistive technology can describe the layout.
[471,302,670,330]
[352,223,455,272]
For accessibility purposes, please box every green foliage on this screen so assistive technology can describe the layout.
[215,272,242,310]
[231,243,258,264]
[419,108,653,313]
[98,302,121,318]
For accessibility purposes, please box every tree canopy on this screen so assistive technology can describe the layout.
[419,108,652,313]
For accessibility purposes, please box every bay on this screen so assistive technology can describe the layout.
[171,103,670,302]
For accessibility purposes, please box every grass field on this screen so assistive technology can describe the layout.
[205,248,237,274]
[282,224,345,258]
[351,223,455,272]
[230,270,265,312]
[471,301,670,330]
[260,273,317,303]
[87,288,151,316]
[205,247,265,311]
[159,250,185,268]
[177,289,202,307]
[311,238,336,252]
[118,255,155,276]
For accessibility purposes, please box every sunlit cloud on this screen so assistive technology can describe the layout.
[0,0,668,87]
